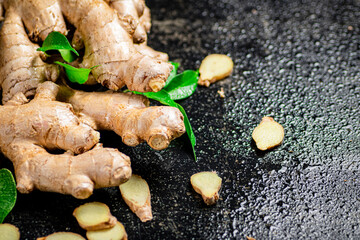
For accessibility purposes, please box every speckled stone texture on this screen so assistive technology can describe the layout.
[2,0,360,239]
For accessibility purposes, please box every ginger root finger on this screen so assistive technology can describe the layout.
[87,221,128,240]
[191,171,222,205]
[0,7,59,104]
[37,232,85,240]
[252,116,284,151]
[59,0,172,92]
[0,83,99,155]
[119,174,152,222]
[73,202,117,231]
[0,223,20,240]
[8,142,131,199]
[133,5,151,43]
[4,0,67,42]
[59,87,185,150]
[134,43,169,62]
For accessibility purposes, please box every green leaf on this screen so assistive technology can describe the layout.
[55,61,98,84]
[164,70,199,100]
[164,62,180,88]
[131,90,197,161]
[0,169,17,223]
[37,31,79,63]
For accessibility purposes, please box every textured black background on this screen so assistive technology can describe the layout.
[2,0,360,239]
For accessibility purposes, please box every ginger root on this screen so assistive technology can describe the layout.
[191,171,222,205]
[198,54,234,87]
[252,116,284,151]
[37,232,86,240]
[119,174,152,222]
[87,221,128,240]
[73,202,117,231]
[0,223,20,240]
[2,0,172,93]
[58,86,185,150]
[0,82,131,199]
[0,7,59,104]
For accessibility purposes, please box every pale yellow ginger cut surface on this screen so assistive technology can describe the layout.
[0,224,20,240]
[37,232,85,240]
[252,116,284,151]
[198,54,234,87]
[86,221,128,240]
[119,174,152,222]
[73,202,117,231]
[191,171,222,205]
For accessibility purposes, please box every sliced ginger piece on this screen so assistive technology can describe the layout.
[190,171,222,205]
[37,232,85,240]
[252,116,284,151]
[73,202,117,231]
[0,224,20,240]
[198,54,234,87]
[86,221,127,240]
[119,174,152,222]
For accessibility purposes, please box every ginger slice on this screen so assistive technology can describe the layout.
[86,221,128,240]
[37,232,85,240]
[198,54,234,87]
[0,224,20,240]
[119,174,152,222]
[73,202,117,231]
[252,116,284,151]
[190,171,222,205]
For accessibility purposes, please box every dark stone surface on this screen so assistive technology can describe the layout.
[2,0,360,239]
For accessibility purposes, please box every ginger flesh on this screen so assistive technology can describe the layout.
[37,232,86,240]
[119,174,153,222]
[198,54,234,87]
[0,223,20,240]
[252,116,284,151]
[190,171,222,205]
[86,221,128,240]
[73,202,117,231]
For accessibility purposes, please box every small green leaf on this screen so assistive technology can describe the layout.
[131,90,197,161]
[0,169,17,223]
[174,103,197,161]
[164,62,180,88]
[55,61,97,84]
[37,31,79,63]
[164,70,199,100]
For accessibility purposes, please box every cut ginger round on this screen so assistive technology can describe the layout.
[190,171,222,205]
[37,232,85,240]
[73,202,117,231]
[252,116,284,151]
[198,54,234,87]
[0,224,20,240]
[86,221,127,240]
[119,174,152,222]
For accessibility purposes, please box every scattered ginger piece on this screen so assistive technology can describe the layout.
[217,87,225,98]
[73,202,117,231]
[119,174,152,222]
[37,232,85,240]
[190,171,222,205]
[252,116,284,151]
[198,54,234,87]
[0,224,20,240]
[86,221,127,240]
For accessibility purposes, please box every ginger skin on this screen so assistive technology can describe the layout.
[58,86,185,150]
[0,82,132,199]
[0,7,59,104]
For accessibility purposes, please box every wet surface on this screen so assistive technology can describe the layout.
[2,0,360,239]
